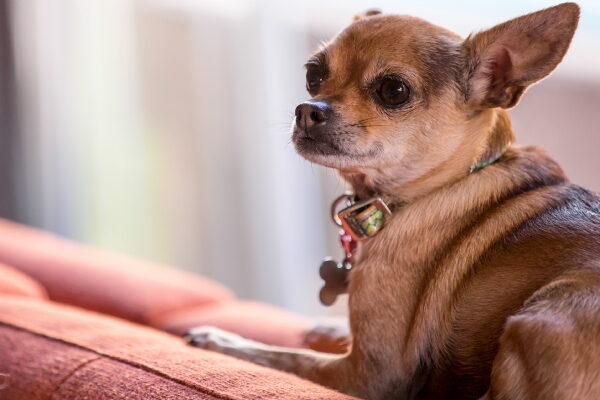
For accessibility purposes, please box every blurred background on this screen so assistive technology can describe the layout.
[0,0,598,316]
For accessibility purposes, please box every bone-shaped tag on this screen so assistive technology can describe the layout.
[319,258,350,306]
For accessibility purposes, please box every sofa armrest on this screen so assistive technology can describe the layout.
[0,297,358,400]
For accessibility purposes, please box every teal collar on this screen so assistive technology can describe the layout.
[469,146,508,173]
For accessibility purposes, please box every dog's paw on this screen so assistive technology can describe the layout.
[303,321,351,354]
[185,326,246,352]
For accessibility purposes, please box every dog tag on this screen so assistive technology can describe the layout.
[319,258,350,306]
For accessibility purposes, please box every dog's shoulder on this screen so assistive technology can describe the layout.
[487,145,600,248]
[504,182,600,254]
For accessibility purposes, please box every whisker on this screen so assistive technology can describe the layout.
[349,117,380,127]
[348,123,391,129]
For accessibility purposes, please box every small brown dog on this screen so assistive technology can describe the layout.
[187,3,600,399]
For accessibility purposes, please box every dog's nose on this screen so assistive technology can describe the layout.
[295,101,331,129]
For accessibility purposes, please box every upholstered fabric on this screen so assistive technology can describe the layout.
[0,297,357,400]
[0,218,233,325]
[156,300,311,348]
[0,263,48,299]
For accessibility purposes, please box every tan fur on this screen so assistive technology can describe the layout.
[188,3,600,399]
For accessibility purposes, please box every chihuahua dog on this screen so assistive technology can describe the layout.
[187,3,600,399]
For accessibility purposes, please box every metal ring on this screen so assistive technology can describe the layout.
[330,193,354,226]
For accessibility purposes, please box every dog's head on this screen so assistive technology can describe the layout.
[292,3,579,199]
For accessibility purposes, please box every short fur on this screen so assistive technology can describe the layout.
[187,3,600,399]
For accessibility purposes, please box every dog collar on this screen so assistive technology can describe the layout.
[469,145,509,173]
[330,193,393,241]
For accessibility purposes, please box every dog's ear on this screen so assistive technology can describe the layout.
[353,9,382,22]
[464,2,579,109]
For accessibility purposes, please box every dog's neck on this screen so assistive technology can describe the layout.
[341,109,515,203]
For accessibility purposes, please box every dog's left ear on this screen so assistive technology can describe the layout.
[353,9,382,22]
[464,2,579,109]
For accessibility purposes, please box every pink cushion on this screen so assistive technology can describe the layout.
[0,218,233,325]
[0,263,47,299]
[156,300,312,348]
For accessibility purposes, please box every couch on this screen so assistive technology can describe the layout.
[0,218,356,399]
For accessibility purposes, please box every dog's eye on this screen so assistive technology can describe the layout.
[376,76,410,107]
[306,64,325,96]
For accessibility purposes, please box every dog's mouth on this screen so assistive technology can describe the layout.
[292,126,383,168]
[294,133,345,156]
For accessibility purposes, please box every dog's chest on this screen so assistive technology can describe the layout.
[345,206,519,396]
[347,214,463,375]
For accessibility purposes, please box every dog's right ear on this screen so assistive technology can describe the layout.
[464,2,579,109]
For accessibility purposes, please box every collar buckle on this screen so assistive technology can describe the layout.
[331,194,392,241]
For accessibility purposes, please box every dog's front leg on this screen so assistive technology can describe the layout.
[186,326,360,396]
